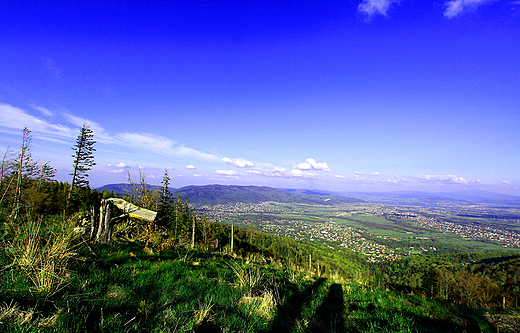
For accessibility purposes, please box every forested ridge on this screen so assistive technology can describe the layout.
[1,127,520,332]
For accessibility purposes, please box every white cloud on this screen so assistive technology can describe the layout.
[294,158,330,171]
[261,166,317,178]
[216,170,241,176]
[193,174,202,177]
[358,0,400,18]
[371,172,380,175]
[444,0,497,18]
[108,169,125,173]
[116,162,127,168]
[186,165,196,169]
[246,168,263,175]
[502,180,511,184]
[334,175,346,179]
[417,174,468,185]
[221,157,254,168]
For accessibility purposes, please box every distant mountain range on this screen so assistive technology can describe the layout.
[96,184,520,207]
[340,189,520,205]
[96,184,362,206]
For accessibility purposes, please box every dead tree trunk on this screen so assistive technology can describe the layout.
[96,199,112,244]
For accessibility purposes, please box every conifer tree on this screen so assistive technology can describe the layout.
[157,169,174,229]
[68,125,96,207]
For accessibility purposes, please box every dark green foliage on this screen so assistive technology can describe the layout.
[69,125,96,190]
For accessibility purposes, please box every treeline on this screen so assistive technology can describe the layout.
[0,127,102,220]
[370,252,520,309]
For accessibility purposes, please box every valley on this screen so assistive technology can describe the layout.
[203,200,520,261]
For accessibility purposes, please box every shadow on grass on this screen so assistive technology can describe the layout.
[267,277,327,332]
[307,283,345,333]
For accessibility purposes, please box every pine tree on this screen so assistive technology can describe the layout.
[157,169,174,229]
[68,125,96,207]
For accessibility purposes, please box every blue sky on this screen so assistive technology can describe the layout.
[1,0,519,194]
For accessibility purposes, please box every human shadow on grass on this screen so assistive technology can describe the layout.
[267,277,327,332]
[307,283,345,333]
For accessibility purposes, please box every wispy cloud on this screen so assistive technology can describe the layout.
[417,174,468,185]
[186,165,196,169]
[30,104,54,117]
[63,113,114,143]
[355,171,380,175]
[222,157,254,167]
[0,103,218,162]
[358,0,400,18]
[444,0,498,18]
[0,103,75,140]
[117,132,218,160]
[118,132,176,151]
[294,158,330,171]
[45,57,61,78]
[108,169,125,173]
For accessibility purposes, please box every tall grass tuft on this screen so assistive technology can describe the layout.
[227,261,264,289]
[7,218,79,295]
[238,290,277,321]
[193,298,214,325]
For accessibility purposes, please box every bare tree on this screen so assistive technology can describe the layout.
[11,128,39,219]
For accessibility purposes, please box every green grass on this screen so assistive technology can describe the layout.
[1,240,510,332]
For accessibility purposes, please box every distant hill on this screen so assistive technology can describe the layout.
[341,189,520,206]
[96,184,362,206]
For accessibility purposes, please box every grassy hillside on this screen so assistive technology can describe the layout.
[1,217,519,333]
[1,239,510,333]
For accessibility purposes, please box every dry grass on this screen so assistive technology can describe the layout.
[238,290,277,321]
[0,301,58,328]
[193,298,214,325]
[7,219,79,295]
